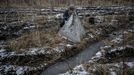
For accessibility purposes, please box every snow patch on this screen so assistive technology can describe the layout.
[0,49,15,58]
[59,65,89,75]
[126,62,134,68]
[0,65,31,75]
[55,13,63,19]
[111,36,123,44]
[88,33,94,38]
[95,51,102,58]
[110,71,117,75]
[16,67,28,75]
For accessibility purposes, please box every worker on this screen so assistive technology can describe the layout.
[60,6,76,27]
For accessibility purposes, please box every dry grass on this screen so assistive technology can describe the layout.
[0,0,134,8]
[35,16,47,26]
[84,63,134,75]
[8,31,66,50]
[104,31,134,47]
[124,32,134,45]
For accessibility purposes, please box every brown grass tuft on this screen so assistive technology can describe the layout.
[8,31,66,50]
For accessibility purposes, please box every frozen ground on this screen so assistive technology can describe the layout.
[0,6,134,75]
[60,29,134,75]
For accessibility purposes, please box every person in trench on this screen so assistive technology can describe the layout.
[60,6,76,27]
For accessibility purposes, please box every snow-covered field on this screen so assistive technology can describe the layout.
[0,6,134,75]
